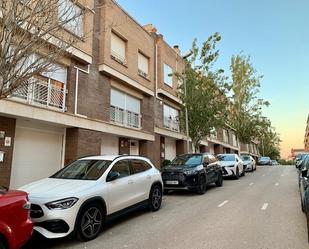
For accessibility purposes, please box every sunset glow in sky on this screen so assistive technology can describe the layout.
[117,0,309,158]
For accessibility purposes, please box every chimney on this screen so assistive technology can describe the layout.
[143,24,157,33]
[173,45,180,54]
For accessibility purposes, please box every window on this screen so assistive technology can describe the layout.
[110,88,141,128]
[111,32,127,65]
[13,61,67,110]
[58,0,83,37]
[109,160,130,179]
[50,160,111,180]
[223,129,229,143]
[163,104,179,131]
[232,133,237,147]
[164,64,173,86]
[130,159,151,174]
[138,52,149,78]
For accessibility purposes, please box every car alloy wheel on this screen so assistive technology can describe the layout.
[149,185,162,212]
[76,203,104,241]
[235,167,240,179]
[0,239,6,249]
[197,176,207,195]
[216,173,223,187]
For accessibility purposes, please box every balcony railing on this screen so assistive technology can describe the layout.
[12,78,66,111]
[110,105,141,129]
[163,116,180,132]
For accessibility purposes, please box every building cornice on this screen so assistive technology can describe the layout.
[99,64,154,96]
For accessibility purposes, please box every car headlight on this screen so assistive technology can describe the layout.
[45,197,78,210]
[184,169,198,175]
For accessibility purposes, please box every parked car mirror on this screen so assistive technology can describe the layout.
[107,171,120,182]
[203,162,209,167]
[302,169,308,177]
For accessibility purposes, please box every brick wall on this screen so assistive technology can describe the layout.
[65,128,102,165]
[0,116,16,188]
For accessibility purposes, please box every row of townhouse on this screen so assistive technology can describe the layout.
[0,0,259,189]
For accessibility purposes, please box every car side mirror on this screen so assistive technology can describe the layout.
[107,171,120,182]
[302,170,308,177]
[203,162,209,167]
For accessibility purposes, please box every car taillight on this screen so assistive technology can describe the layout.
[23,201,31,210]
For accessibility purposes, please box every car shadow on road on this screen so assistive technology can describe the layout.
[22,205,152,249]
[164,183,218,197]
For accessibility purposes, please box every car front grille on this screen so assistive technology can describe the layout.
[162,172,185,181]
[30,204,44,218]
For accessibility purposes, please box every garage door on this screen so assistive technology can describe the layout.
[165,137,176,161]
[10,126,64,188]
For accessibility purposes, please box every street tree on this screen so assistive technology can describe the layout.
[178,33,228,152]
[0,0,90,99]
[228,54,270,143]
[257,117,281,159]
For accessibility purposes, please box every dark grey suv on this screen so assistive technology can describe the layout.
[161,153,223,195]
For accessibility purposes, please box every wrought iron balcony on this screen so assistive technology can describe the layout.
[163,116,180,132]
[12,78,66,111]
[110,105,141,129]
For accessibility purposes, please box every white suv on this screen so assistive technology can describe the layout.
[20,155,163,241]
[217,154,245,179]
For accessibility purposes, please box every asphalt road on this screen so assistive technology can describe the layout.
[24,166,308,249]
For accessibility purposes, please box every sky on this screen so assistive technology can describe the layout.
[117,0,309,159]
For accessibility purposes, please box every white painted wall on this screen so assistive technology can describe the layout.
[130,140,139,155]
[101,134,119,155]
[165,137,176,160]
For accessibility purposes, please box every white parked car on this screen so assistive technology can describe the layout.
[217,154,245,179]
[241,155,256,172]
[20,155,163,241]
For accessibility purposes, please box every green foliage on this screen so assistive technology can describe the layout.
[178,33,228,151]
[228,54,270,143]
[257,118,281,159]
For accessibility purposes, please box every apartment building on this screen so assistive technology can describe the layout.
[0,0,95,188]
[206,128,240,155]
[0,0,259,188]
[240,141,260,161]
[141,26,188,166]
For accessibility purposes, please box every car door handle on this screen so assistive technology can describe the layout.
[128,180,134,184]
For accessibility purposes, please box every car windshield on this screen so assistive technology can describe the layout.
[260,157,270,160]
[241,156,250,161]
[50,160,112,180]
[218,155,235,161]
[169,154,202,167]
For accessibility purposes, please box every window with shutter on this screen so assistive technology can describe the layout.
[138,52,149,78]
[163,104,179,131]
[110,88,141,128]
[58,0,83,37]
[111,32,127,65]
[164,64,173,86]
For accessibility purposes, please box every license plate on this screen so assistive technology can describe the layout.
[166,180,179,185]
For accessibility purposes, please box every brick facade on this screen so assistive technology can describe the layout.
[0,116,16,188]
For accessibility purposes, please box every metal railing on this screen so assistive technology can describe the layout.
[110,105,141,129]
[163,116,180,132]
[12,78,66,111]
